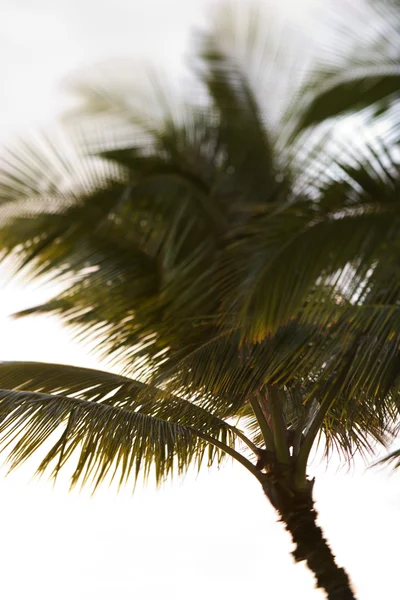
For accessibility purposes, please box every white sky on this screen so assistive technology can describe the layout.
[0,1,399,599]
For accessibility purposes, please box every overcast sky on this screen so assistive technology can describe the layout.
[0,1,399,599]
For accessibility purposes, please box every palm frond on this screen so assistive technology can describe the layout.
[0,362,243,489]
[292,0,400,135]
[0,361,239,431]
[374,446,400,468]
[198,34,276,201]
[0,128,120,209]
[294,68,400,135]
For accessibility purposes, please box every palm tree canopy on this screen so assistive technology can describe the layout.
[0,3,399,487]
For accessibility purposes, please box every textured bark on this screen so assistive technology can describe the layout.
[262,477,357,600]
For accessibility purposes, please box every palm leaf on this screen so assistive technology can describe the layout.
[374,446,400,468]
[0,362,246,489]
[0,361,239,431]
[292,0,400,135]
[294,67,400,135]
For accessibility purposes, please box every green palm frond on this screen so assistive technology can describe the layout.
[0,388,212,489]
[198,36,276,201]
[374,445,400,468]
[0,361,239,431]
[293,0,400,135]
[295,69,400,134]
[222,206,399,341]
[0,128,121,209]
[0,362,256,489]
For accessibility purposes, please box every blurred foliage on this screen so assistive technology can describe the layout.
[0,0,399,489]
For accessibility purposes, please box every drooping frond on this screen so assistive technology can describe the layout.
[374,445,400,468]
[293,0,400,135]
[295,68,400,135]
[0,362,246,489]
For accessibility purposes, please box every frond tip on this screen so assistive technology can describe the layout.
[373,447,400,469]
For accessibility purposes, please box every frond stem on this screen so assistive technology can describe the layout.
[248,394,275,450]
[191,428,263,481]
[292,401,311,457]
[295,395,332,486]
[269,386,290,465]
[230,426,260,456]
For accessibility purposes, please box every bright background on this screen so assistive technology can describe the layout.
[0,1,399,599]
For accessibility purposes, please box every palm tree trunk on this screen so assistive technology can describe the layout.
[261,477,357,600]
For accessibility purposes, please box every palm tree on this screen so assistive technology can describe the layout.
[0,4,399,599]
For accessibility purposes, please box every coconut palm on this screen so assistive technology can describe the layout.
[0,4,399,600]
